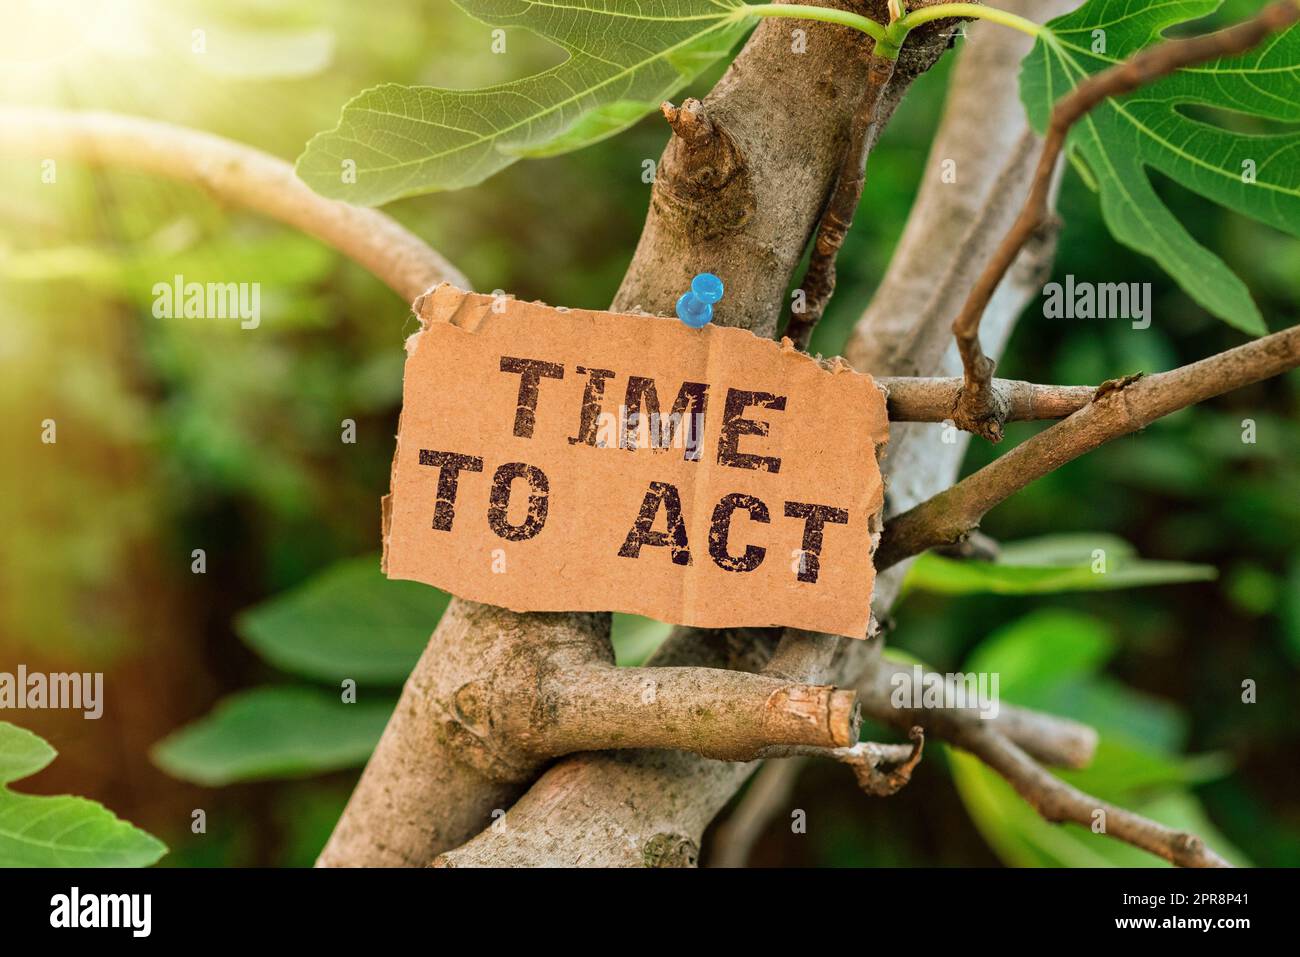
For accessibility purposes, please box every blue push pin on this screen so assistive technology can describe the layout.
[676,272,724,328]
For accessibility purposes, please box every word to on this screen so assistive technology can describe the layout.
[382,286,889,638]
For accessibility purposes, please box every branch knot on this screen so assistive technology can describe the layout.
[653,98,753,239]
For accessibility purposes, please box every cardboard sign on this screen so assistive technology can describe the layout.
[382,285,889,639]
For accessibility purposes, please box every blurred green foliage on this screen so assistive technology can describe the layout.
[949,610,1245,867]
[236,554,448,684]
[1,0,1296,867]
[905,533,1216,595]
[153,687,396,786]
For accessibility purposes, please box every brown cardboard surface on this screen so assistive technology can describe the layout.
[383,285,889,639]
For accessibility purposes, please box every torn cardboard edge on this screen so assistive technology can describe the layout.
[381,283,891,639]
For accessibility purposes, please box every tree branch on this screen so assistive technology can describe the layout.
[877,323,1300,569]
[935,529,1000,560]
[761,726,926,796]
[878,375,1094,423]
[517,666,860,761]
[951,725,1231,867]
[858,659,1098,769]
[318,608,862,864]
[856,657,1227,866]
[708,757,808,868]
[326,0,966,868]
[319,607,611,868]
[0,107,468,302]
[783,51,897,350]
[949,0,1300,440]
[434,0,1075,868]
[710,647,1099,868]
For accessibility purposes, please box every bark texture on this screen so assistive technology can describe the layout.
[318,605,608,867]
[613,1,954,332]
[878,376,1095,423]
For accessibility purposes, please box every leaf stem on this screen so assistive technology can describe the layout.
[742,3,1046,59]
[740,4,888,45]
[891,3,1046,42]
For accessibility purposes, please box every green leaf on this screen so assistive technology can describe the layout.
[0,722,55,784]
[296,0,754,204]
[904,533,1216,596]
[963,608,1115,695]
[152,687,394,785]
[0,722,166,867]
[963,608,1190,751]
[1021,0,1300,334]
[237,554,449,684]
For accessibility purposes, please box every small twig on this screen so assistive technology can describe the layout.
[952,725,1231,867]
[759,726,926,797]
[877,323,1300,570]
[949,0,1300,441]
[849,725,925,796]
[0,107,469,302]
[934,529,1000,561]
[784,52,896,350]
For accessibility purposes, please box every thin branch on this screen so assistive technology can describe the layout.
[878,375,1095,423]
[784,52,896,350]
[878,323,1300,569]
[0,107,469,302]
[711,721,923,868]
[952,725,1231,867]
[859,659,1098,770]
[949,0,1300,440]
[856,658,1226,866]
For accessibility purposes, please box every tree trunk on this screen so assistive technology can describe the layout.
[320,0,1066,868]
